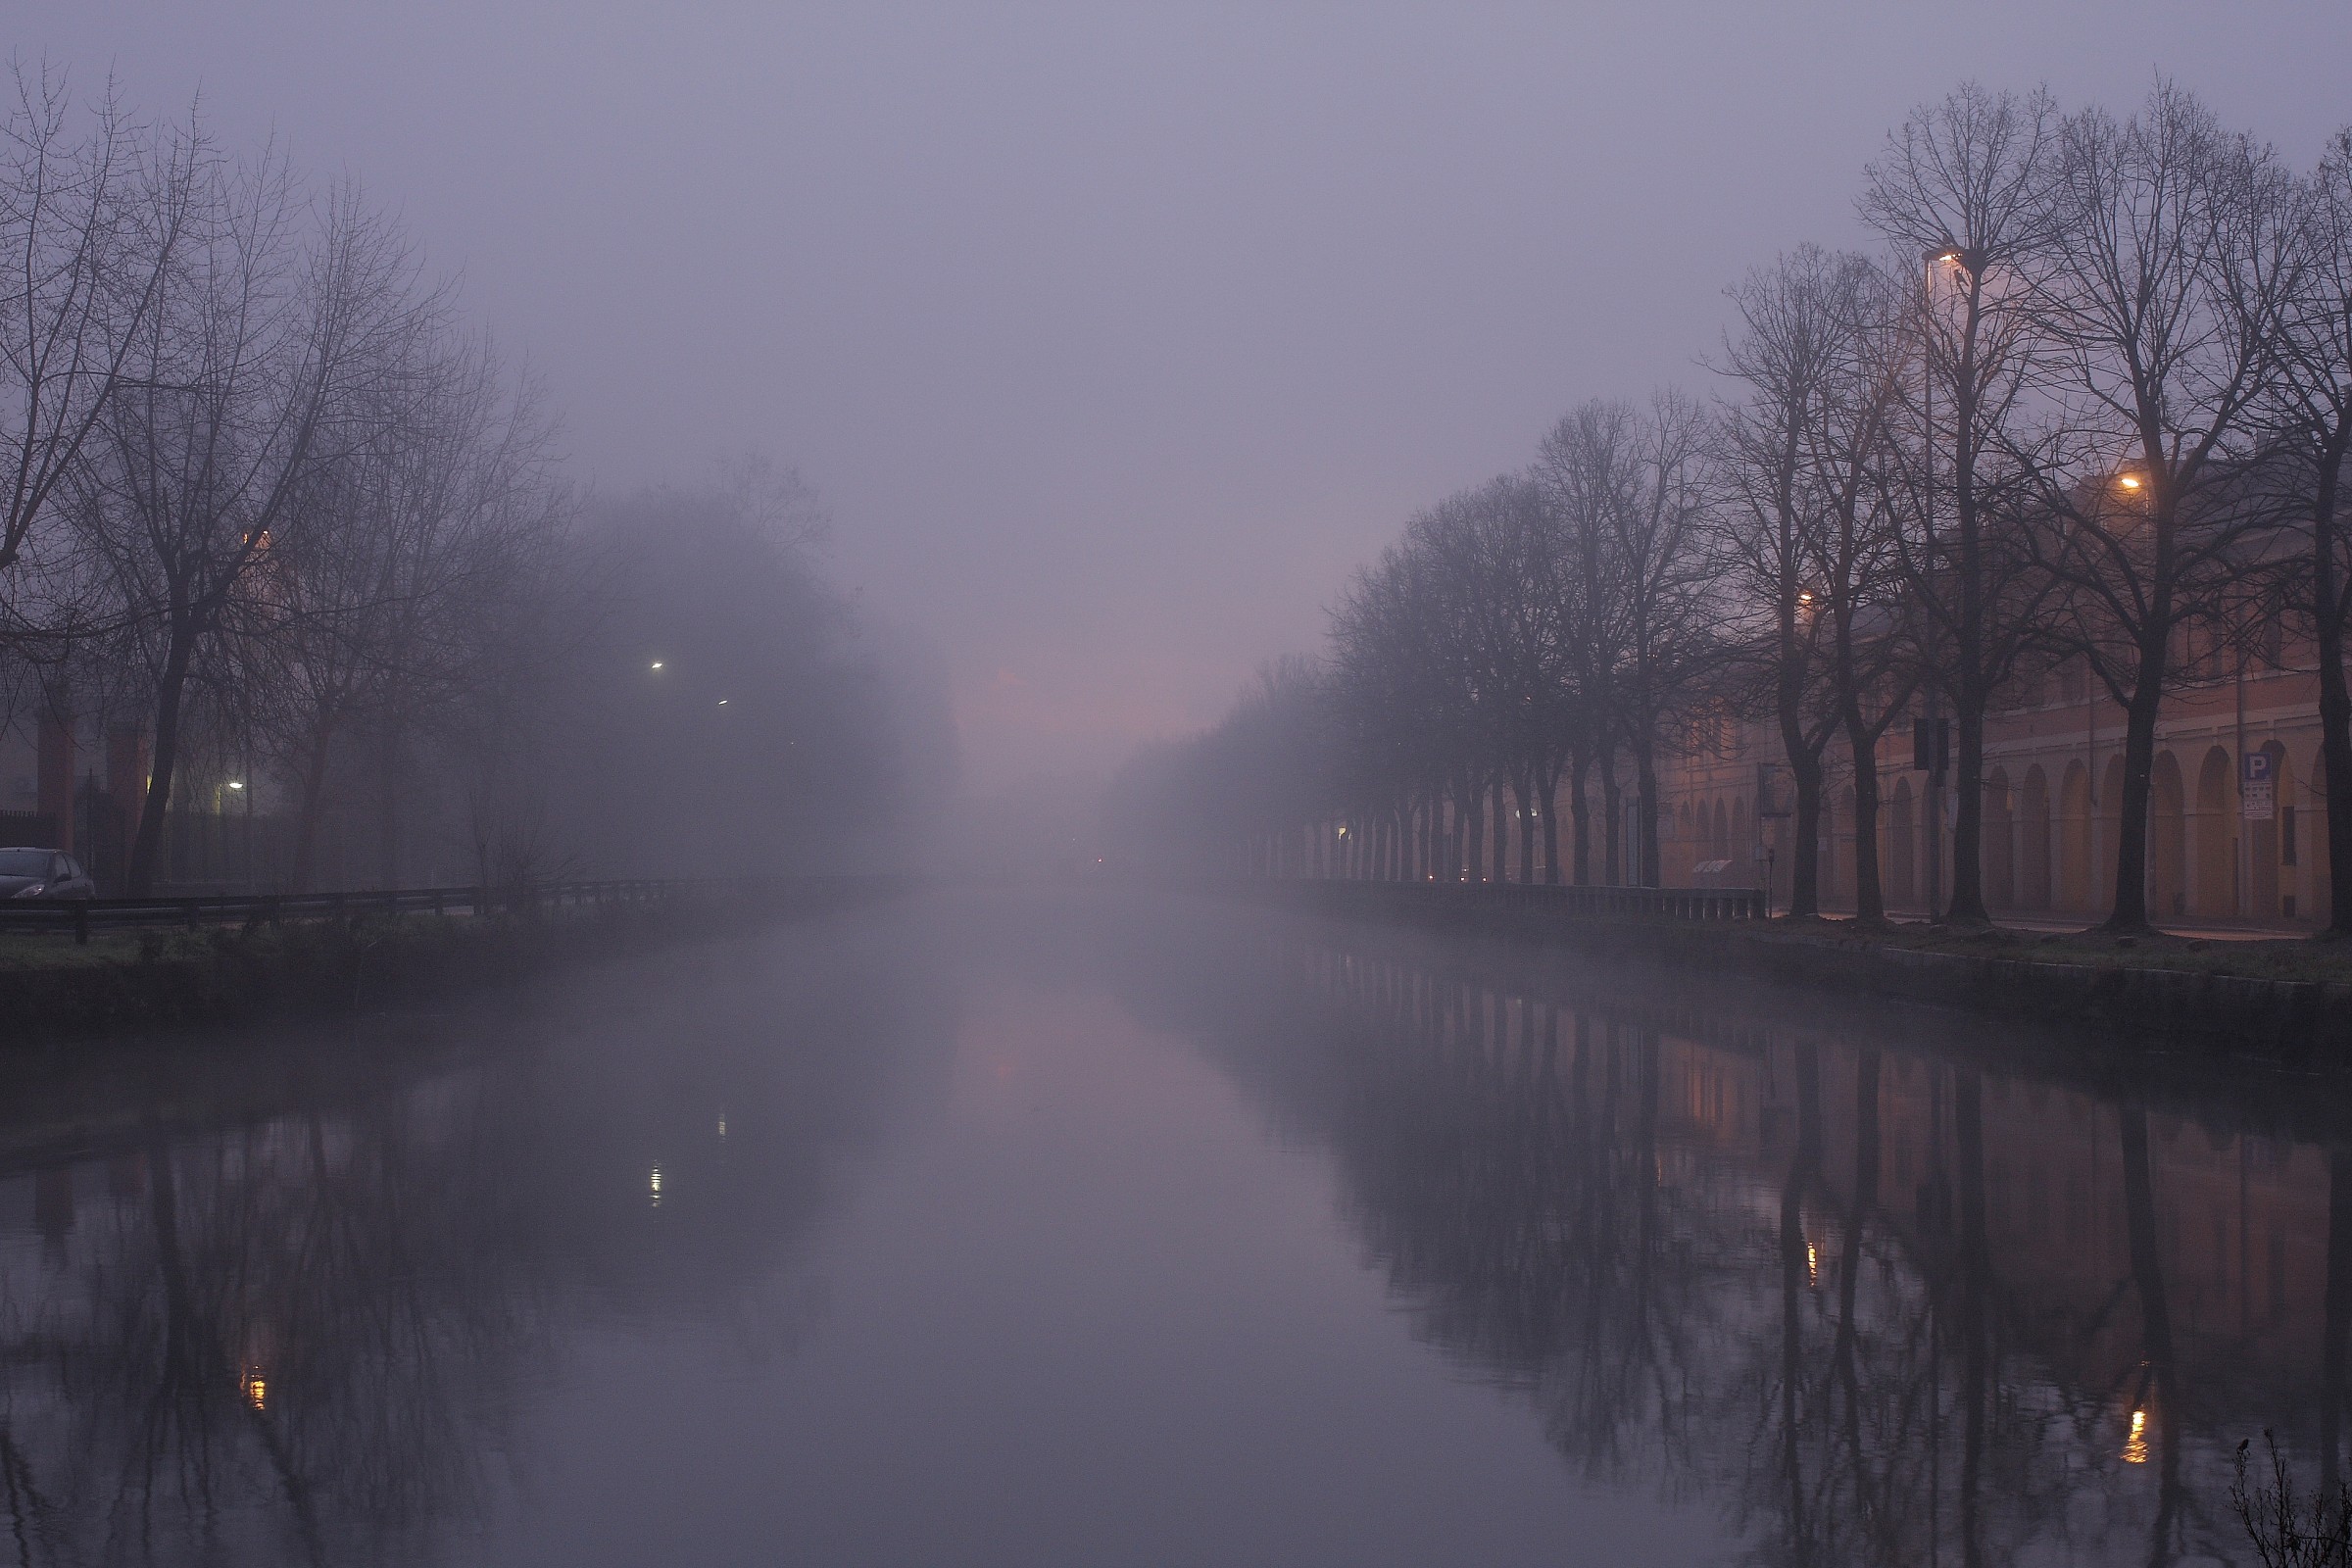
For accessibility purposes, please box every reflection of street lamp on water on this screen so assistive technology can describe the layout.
[2122,1406,2148,1464]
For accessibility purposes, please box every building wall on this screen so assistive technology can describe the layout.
[1640,649,2328,923]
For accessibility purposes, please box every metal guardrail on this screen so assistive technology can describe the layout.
[0,878,701,946]
[1285,877,1769,922]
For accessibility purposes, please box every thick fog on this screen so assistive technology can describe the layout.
[12,2,2352,878]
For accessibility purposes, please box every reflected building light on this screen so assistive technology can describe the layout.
[649,1166,663,1207]
[1806,1241,1819,1289]
[241,1366,268,1411]
[716,1114,727,1140]
[2123,1408,2148,1464]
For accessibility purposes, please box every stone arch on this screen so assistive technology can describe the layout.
[2193,745,2235,918]
[2151,751,2187,919]
[1889,776,1917,909]
[1984,767,2016,908]
[2058,760,2092,913]
[2021,764,2052,909]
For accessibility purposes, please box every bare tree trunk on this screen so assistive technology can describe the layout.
[1568,750,1592,885]
[1462,774,1484,883]
[1540,758,1563,885]
[290,718,337,893]
[2107,645,2167,933]
[1846,716,1886,922]
[1788,751,1823,917]
[378,716,405,887]
[1600,762,1622,886]
[1516,765,1538,885]
[1634,739,1661,889]
[1489,774,1507,883]
[125,633,196,896]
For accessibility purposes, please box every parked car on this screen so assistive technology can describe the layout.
[0,848,96,900]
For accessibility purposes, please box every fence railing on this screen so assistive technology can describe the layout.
[0,877,728,945]
[1280,877,1768,923]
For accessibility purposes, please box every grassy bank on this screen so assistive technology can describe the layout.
[1248,880,2352,1058]
[0,880,898,1042]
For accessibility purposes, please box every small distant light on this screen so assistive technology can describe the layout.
[717,699,729,706]
[650,661,664,670]
[649,1167,663,1205]
[2118,473,2142,490]
[716,1115,727,1139]
[226,780,245,791]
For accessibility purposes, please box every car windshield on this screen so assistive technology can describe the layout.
[0,850,51,877]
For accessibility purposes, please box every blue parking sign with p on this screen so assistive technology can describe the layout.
[2244,751,2273,784]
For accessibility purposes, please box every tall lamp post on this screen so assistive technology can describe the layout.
[1920,245,1973,920]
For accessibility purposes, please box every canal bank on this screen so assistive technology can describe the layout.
[0,877,905,1042]
[1242,879,2352,1060]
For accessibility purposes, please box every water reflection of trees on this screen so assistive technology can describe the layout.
[0,929,951,1566]
[1122,917,2338,1566]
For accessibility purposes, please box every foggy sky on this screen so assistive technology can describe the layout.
[25,2,2352,792]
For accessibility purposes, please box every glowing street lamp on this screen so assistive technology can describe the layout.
[650,660,664,670]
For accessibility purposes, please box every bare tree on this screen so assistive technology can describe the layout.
[1804,280,1920,922]
[2016,85,2298,931]
[1859,82,2065,923]
[70,139,430,893]
[1719,246,1888,915]
[1543,395,1717,887]
[229,329,561,889]
[2270,128,2352,934]
[0,63,184,587]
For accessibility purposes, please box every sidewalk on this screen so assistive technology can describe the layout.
[1821,907,2310,944]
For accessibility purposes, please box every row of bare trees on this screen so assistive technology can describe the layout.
[2,67,939,892]
[0,66,565,892]
[1115,80,2352,936]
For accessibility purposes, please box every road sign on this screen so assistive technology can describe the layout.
[2244,749,2276,819]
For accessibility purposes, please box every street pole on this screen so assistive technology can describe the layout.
[1923,250,1944,920]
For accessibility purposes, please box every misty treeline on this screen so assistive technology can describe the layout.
[0,66,945,893]
[1113,79,2352,935]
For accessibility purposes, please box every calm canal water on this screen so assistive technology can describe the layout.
[1,888,2341,1565]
